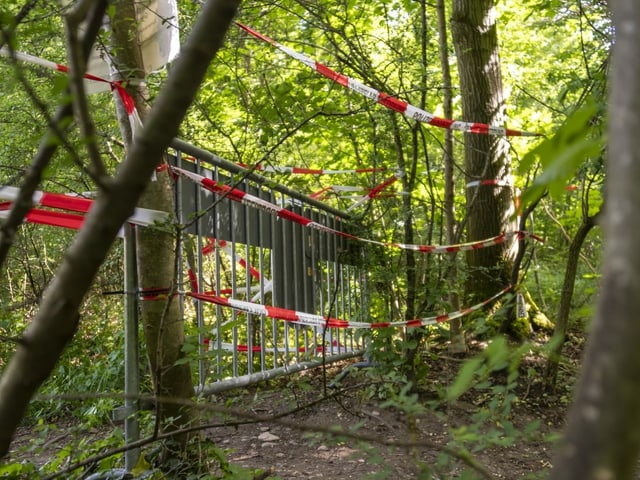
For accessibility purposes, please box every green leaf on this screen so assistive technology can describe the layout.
[106,4,117,20]
[519,99,606,206]
[484,335,510,371]
[51,75,69,96]
[447,357,482,401]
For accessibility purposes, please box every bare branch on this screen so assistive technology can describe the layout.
[38,388,494,480]
[64,0,111,185]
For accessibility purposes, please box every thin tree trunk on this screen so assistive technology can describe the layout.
[544,210,599,391]
[388,114,422,378]
[436,0,466,354]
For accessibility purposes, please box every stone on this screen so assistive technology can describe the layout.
[258,431,280,442]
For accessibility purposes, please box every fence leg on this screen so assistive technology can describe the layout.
[123,225,140,470]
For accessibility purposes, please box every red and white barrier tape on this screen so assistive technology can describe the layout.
[188,284,511,330]
[171,165,542,253]
[311,186,406,201]
[202,238,262,281]
[466,179,514,188]
[235,23,540,138]
[0,186,168,230]
[0,205,85,231]
[345,171,402,212]
[0,48,142,134]
[310,185,364,199]
[201,238,272,301]
[139,286,264,301]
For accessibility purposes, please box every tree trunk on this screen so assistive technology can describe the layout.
[436,0,466,354]
[108,0,196,446]
[550,0,640,477]
[450,0,515,304]
[544,210,599,391]
[391,114,421,378]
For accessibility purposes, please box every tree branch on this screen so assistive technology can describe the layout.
[64,0,111,186]
[38,387,494,480]
[0,0,241,457]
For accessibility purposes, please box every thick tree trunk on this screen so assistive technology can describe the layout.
[550,0,640,478]
[450,0,514,304]
[108,0,196,445]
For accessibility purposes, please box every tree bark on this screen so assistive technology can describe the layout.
[108,0,195,445]
[450,0,514,304]
[436,0,466,354]
[544,209,599,391]
[550,0,640,478]
[0,0,240,458]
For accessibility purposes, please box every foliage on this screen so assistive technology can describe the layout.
[0,422,125,479]
[0,0,613,475]
[432,338,551,477]
[518,98,606,207]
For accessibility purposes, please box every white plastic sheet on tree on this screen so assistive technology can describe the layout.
[78,0,180,93]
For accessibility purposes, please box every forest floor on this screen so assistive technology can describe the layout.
[204,342,571,480]
[9,335,587,479]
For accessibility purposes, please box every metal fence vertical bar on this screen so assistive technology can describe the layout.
[230,188,239,378]
[328,214,338,355]
[213,165,224,381]
[281,194,292,363]
[243,176,254,375]
[270,190,280,369]
[123,224,139,471]
[257,186,269,373]
[194,158,206,389]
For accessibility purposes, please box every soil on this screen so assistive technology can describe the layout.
[8,343,580,480]
[204,353,563,480]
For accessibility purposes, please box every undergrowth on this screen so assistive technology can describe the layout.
[1,325,578,479]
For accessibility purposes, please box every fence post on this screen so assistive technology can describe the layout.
[123,224,140,470]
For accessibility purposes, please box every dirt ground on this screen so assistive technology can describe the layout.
[202,356,562,480]
[8,341,578,480]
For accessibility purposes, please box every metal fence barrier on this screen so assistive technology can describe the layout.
[120,140,370,467]
[167,139,369,393]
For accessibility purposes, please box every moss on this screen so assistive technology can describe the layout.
[531,310,554,332]
[508,315,533,342]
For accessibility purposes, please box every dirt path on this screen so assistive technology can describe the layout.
[207,375,556,479]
